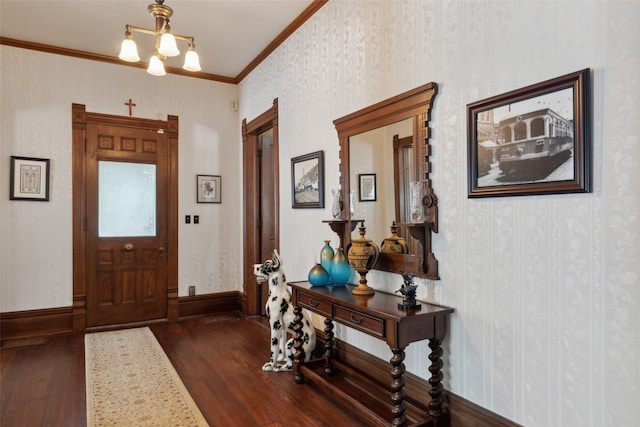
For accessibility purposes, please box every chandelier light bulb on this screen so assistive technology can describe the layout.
[158,33,180,57]
[183,49,201,72]
[147,55,166,76]
[118,38,140,62]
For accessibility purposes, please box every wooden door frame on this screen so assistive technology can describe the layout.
[71,103,179,331]
[241,99,279,316]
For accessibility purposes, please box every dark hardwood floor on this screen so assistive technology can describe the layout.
[1,314,378,426]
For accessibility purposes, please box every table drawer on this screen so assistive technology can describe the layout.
[334,305,385,338]
[296,291,332,317]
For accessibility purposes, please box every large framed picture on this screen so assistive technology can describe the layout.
[197,175,221,203]
[10,156,50,201]
[358,173,376,201]
[291,150,324,208]
[467,68,591,197]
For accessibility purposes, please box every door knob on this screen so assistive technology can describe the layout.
[158,247,165,256]
[123,243,134,251]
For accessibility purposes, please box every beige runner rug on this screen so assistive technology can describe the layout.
[85,327,209,427]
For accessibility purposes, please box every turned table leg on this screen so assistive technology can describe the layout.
[292,305,305,384]
[428,338,445,421]
[390,346,407,427]
[323,318,336,375]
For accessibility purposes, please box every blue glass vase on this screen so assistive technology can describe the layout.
[329,248,351,286]
[308,263,330,286]
[320,240,334,272]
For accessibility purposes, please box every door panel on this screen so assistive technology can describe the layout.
[259,133,275,258]
[258,131,276,315]
[241,100,279,316]
[86,123,168,327]
[394,135,417,252]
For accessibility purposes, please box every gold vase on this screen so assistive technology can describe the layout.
[347,222,379,295]
[380,221,409,254]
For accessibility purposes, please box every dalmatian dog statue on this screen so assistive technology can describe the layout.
[253,250,316,372]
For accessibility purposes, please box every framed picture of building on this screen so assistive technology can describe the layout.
[467,68,591,197]
[291,150,324,208]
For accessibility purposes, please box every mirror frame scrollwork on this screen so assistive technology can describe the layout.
[333,83,439,280]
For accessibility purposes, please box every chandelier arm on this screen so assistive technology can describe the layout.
[169,34,195,44]
[125,25,194,46]
[126,25,158,37]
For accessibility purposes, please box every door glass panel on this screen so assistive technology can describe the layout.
[99,161,156,237]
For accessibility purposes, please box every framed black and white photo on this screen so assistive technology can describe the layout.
[467,68,591,197]
[10,156,50,201]
[358,173,376,201]
[197,175,221,203]
[291,150,324,208]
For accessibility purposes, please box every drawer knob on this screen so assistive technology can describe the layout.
[350,313,364,324]
[308,298,319,308]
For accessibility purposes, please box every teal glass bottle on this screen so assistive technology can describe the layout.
[329,248,351,286]
[320,240,334,272]
[308,263,330,286]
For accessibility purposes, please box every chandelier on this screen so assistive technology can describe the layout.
[118,0,201,76]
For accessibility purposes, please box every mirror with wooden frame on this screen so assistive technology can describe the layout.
[333,83,439,279]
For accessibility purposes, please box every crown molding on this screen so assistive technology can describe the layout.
[236,0,328,82]
[0,36,235,83]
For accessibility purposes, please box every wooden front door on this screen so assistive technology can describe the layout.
[72,104,178,329]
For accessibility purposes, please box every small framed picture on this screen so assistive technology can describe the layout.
[197,175,221,203]
[10,156,50,201]
[358,173,376,202]
[467,68,590,197]
[291,150,324,208]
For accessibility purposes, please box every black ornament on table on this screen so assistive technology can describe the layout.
[397,271,421,310]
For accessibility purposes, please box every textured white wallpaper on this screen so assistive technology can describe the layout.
[238,1,640,426]
[0,48,242,311]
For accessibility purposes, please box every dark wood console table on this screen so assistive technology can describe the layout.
[290,281,454,427]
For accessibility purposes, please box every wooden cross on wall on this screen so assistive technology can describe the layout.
[124,99,136,116]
